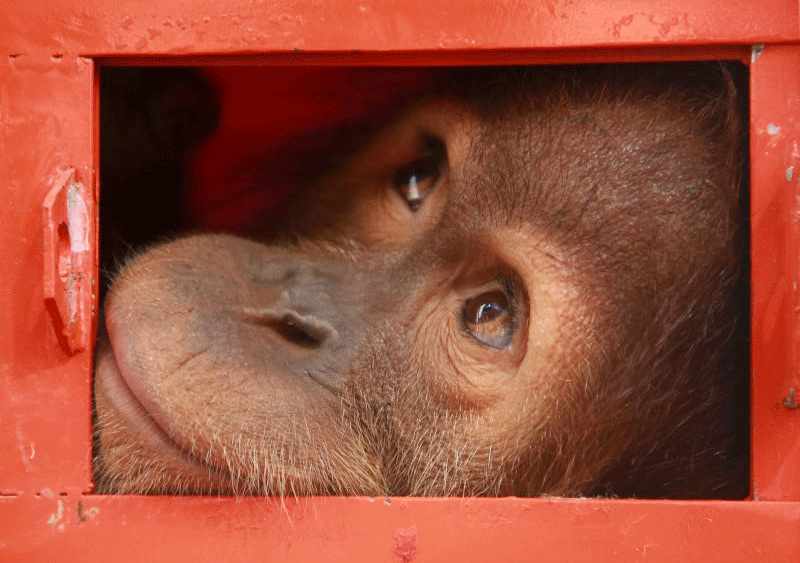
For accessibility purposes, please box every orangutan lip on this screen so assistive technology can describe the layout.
[95,342,225,477]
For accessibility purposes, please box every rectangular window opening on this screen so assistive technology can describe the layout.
[96,61,751,500]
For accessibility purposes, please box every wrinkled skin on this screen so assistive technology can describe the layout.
[94,64,748,498]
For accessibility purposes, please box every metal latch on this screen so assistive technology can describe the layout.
[43,169,92,353]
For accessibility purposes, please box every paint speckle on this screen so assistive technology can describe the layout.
[38,488,55,499]
[768,123,780,136]
[751,44,765,63]
[393,526,418,562]
[783,388,799,409]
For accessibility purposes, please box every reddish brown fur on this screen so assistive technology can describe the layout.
[94,64,747,498]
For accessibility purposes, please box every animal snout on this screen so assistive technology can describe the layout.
[242,259,371,353]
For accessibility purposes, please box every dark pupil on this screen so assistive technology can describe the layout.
[469,290,509,324]
[476,301,504,323]
[396,156,438,189]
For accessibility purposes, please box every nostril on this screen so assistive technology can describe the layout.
[268,314,327,349]
[243,310,331,350]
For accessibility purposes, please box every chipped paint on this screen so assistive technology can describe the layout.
[767,123,780,135]
[787,166,794,182]
[783,388,799,409]
[15,427,36,471]
[42,169,92,352]
[47,499,65,531]
[66,180,89,253]
[39,488,56,499]
[77,500,100,522]
[751,44,765,63]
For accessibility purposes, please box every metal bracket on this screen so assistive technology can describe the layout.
[43,169,92,354]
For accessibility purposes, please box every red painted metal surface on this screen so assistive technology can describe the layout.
[750,44,800,501]
[2,496,799,562]
[1,0,797,56]
[0,56,96,496]
[1,0,799,559]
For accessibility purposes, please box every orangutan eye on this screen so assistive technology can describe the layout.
[462,288,516,349]
[393,139,445,211]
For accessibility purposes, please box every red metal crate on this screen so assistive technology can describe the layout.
[1,0,798,560]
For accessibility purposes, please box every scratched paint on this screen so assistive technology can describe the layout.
[77,500,100,522]
[393,526,418,562]
[46,499,65,531]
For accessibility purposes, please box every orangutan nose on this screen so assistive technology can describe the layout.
[243,257,382,359]
[256,309,332,350]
